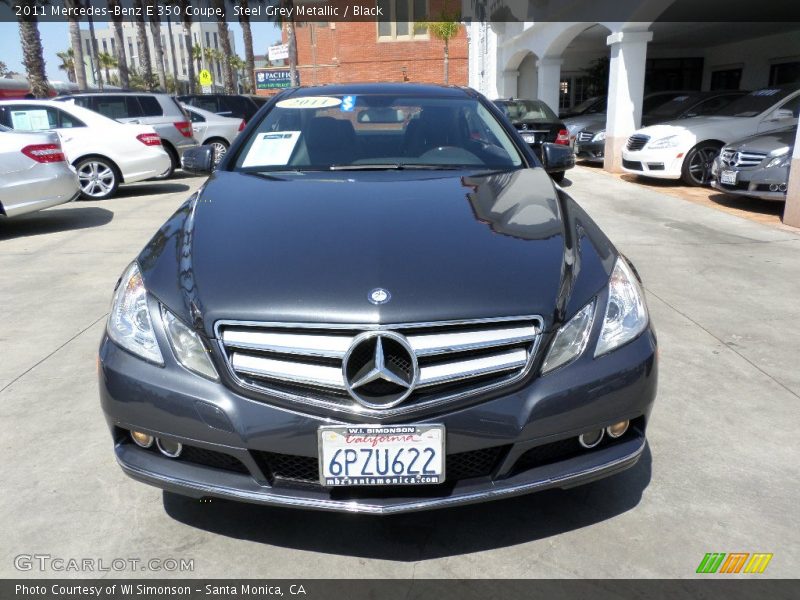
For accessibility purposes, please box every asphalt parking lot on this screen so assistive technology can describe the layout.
[1,167,798,578]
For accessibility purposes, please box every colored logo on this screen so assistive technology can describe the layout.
[696,552,773,574]
[341,95,356,112]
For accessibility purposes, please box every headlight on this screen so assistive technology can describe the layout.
[647,135,680,150]
[107,262,163,364]
[596,258,649,357]
[591,130,606,142]
[766,153,791,169]
[161,306,218,380]
[541,301,596,374]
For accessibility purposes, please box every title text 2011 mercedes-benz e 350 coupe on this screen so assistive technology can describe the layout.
[99,84,657,514]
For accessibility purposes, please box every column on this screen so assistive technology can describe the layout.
[501,70,519,99]
[603,30,653,173]
[535,57,562,113]
[783,125,800,227]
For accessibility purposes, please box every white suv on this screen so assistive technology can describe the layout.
[621,84,800,186]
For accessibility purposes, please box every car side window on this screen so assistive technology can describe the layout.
[54,108,85,128]
[92,95,129,119]
[138,96,163,116]
[194,97,219,113]
[188,110,205,123]
[778,94,800,118]
[2,105,58,131]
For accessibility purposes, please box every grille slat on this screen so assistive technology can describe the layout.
[217,317,541,417]
[626,134,650,151]
[576,130,594,142]
[720,149,767,169]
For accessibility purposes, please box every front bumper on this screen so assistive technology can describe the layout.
[574,140,605,164]
[100,326,657,514]
[621,148,684,180]
[710,159,789,202]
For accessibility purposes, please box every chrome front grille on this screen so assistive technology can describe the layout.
[216,317,542,417]
[720,149,767,169]
[576,130,594,142]
[626,134,650,151]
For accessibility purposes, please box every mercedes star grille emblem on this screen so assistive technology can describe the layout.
[368,288,391,305]
[342,331,419,409]
[731,152,741,167]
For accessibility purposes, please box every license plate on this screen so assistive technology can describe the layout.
[522,134,537,144]
[318,424,445,487]
[720,170,738,185]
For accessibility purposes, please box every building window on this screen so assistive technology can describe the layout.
[110,38,115,56]
[645,57,703,92]
[205,31,211,47]
[710,68,742,90]
[377,0,428,40]
[769,61,800,86]
[213,32,218,48]
[85,39,91,55]
[102,39,107,53]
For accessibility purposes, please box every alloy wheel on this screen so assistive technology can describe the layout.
[77,160,116,198]
[210,141,228,165]
[687,146,719,185]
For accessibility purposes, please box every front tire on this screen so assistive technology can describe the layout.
[75,157,120,200]
[681,142,721,186]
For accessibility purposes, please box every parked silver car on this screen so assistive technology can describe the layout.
[56,92,198,178]
[182,104,244,165]
[711,126,795,201]
[0,125,79,218]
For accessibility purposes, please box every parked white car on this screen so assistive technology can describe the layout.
[0,100,171,199]
[182,104,244,165]
[621,84,800,186]
[0,125,79,218]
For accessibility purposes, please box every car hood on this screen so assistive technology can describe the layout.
[564,115,606,136]
[139,168,616,337]
[725,126,797,154]
[632,116,755,142]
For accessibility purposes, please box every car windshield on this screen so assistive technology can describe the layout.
[495,100,558,121]
[646,94,703,118]
[232,94,524,171]
[571,96,601,113]
[714,88,798,117]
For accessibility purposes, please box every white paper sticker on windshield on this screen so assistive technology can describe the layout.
[11,110,51,131]
[241,131,301,167]
[276,96,341,109]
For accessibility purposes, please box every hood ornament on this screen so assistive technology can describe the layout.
[368,288,391,305]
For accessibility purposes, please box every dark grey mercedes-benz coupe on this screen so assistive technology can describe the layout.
[99,83,657,514]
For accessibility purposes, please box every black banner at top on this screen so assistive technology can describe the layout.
[2,0,800,23]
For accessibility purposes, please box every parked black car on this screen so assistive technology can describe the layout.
[494,98,574,181]
[177,94,266,122]
[100,83,657,515]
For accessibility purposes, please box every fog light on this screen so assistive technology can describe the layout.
[607,420,630,438]
[156,438,183,458]
[579,429,604,449]
[130,430,153,448]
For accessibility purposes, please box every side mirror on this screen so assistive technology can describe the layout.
[770,108,794,121]
[181,145,215,175]
[540,142,575,173]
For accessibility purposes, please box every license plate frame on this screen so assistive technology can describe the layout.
[720,170,738,185]
[318,424,446,487]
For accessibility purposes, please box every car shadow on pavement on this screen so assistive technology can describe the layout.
[0,206,114,240]
[111,182,192,198]
[708,193,785,217]
[163,444,651,560]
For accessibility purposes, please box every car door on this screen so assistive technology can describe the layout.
[187,108,208,143]
[757,93,800,133]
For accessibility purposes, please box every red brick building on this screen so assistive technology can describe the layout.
[264,1,467,93]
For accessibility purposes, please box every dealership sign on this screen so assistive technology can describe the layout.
[255,68,296,90]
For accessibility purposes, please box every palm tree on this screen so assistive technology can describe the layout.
[179,0,195,94]
[147,0,167,91]
[132,0,154,90]
[418,2,462,85]
[203,46,215,84]
[192,43,203,76]
[165,15,180,92]
[108,0,129,88]
[56,48,76,82]
[65,0,87,89]
[212,0,235,93]
[284,1,299,86]
[15,0,50,97]
[98,52,117,86]
[237,0,256,94]
[86,12,102,88]
[229,55,246,92]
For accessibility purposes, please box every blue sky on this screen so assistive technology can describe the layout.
[0,21,281,81]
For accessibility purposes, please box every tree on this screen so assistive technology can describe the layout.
[98,51,117,86]
[178,0,195,94]
[86,12,102,88]
[582,57,610,97]
[0,60,8,77]
[56,48,76,82]
[165,15,180,93]
[192,43,203,75]
[229,54,246,92]
[237,0,256,93]
[132,0,154,90]
[418,3,462,84]
[212,0,235,93]
[65,0,87,89]
[147,0,167,91]
[283,0,299,86]
[108,0,129,88]
[16,0,50,97]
